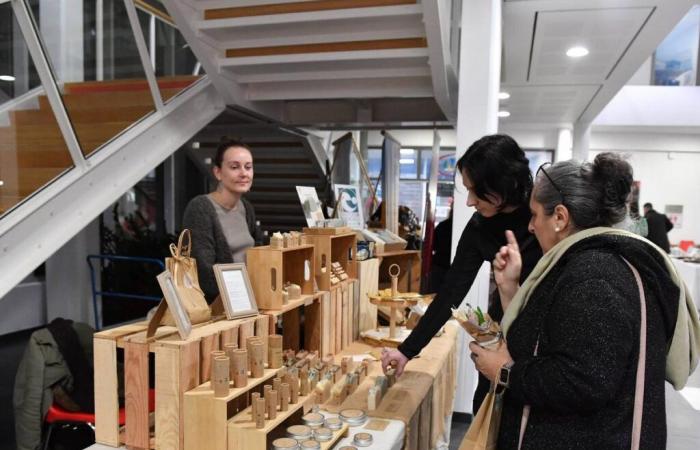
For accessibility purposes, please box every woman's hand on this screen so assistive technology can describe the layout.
[493,230,522,310]
[469,341,514,383]
[381,348,409,377]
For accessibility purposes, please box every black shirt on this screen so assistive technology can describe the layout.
[398,206,541,359]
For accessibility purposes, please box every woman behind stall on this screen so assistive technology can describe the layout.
[471,153,695,449]
[182,139,263,302]
[381,134,542,412]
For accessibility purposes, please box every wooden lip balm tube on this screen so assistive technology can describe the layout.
[232,349,248,388]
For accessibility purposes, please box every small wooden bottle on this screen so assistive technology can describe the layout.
[212,356,230,398]
[251,392,260,420]
[268,334,283,369]
[290,372,299,404]
[266,389,278,419]
[273,377,282,406]
[300,368,309,396]
[232,349,248,388]
[280,383,290,411]
[254,397,266,428]
[250,340,265,378]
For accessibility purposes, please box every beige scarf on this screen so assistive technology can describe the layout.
[501,227,700,389]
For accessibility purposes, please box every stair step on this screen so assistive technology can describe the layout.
[204,0,416,20]
[10,104,154,126]
[63,75,200,94]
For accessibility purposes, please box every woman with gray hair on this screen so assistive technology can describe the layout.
[467,153,699,449]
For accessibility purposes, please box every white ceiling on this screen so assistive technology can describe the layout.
[501,0,697,127]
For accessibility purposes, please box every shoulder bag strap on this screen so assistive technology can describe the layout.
[621,257,647,450]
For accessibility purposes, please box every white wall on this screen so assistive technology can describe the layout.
[590,149,700,244]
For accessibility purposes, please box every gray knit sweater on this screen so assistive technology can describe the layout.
[182,194,262,302]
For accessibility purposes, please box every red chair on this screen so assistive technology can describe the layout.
[679,240,696,253]
[43,389,154,450]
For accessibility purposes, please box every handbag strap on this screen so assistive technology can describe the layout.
[621,257,646,450]
[517,257,647,450]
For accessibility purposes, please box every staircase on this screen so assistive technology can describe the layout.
[187,109,329,233]
[164,0,458,126]
[0,76,200,215]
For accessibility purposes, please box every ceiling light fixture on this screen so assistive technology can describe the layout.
[0,75,16,82]
[498,111,511,118]
[566,46,589,58]
[498,92,510,100]
[0,180,4,187]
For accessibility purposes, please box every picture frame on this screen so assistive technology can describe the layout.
[213,263,259,319]
[333,184,364,229]
[156,270,192,339]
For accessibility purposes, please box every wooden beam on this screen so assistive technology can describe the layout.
[205,0,415,20]
[226,37,426,58]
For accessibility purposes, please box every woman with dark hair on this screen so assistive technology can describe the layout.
[381,134,543,412]
[182,139,263,302]
[470,153,698,449]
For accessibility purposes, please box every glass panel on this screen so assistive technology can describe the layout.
[367,148,382,178]
[130,0,204,103]
[399,180,426,223]
[399,148,418,179]
[437,150,456,181]
[524,149,554,174]
[28,0,156,158]
[0,4,74,217]
[653,5,700,86]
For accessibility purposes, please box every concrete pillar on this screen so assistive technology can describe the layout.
[45,218,100,327]
[555,127,573,162]
[451,0,501,415]
[572,121,592,162]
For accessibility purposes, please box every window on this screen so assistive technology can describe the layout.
[653,5,700,86]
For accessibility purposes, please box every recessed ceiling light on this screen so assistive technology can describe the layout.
[498,92,510,100]
[498,111,511,118]
[0,75,16,82]
[566,46,589,58]
[0,180,4,187]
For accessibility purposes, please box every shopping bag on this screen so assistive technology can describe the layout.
[458,388,503,450]
[161,229,211,326]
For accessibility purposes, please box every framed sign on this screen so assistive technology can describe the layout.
[156,270,192,339]
[213,263,259,319]
[333,184,364,229]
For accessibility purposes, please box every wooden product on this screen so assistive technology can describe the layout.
[245,245,315,310]
[280,383,290,411]
[223,344,238,379]
[272,377,282,406]
[212,356,230,398]
[270,232,283,249]
[249,340,265,378]
[301,230,357,292]
[232,349,248,388]
[254,315,270,363]
[290,373,299,404]
[220,326,238,348]
[254,397,266,428]
[250,392,260,420]
[200,334,218,382]
[268,334,283,369]
[266,389,278,419]
[300,368,309,396]
[239,319,255,350]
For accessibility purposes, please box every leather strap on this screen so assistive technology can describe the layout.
[517,257,647,450]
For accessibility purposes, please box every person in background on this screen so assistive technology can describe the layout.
[428,206,453,294]
[381,134,542,413]
[471,154,682,449]
[182,139,263,302]
[644,202,674,253]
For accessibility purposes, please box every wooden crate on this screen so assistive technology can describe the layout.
[357,258,379,333]
[246,244,315,310]
[264,290,327,354]
[183,367,286,450]
[93,316,258,450]
[226,392,325,450]
[377,250,421,293]
[325,279,357,355]
[302,230,357,292]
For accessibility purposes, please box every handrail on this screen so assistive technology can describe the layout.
[134,0,176,27]
[87,254,165,330]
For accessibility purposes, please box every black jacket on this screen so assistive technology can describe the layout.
[499,234,679,450]
[399,207,541,360]
[644,209,673,253]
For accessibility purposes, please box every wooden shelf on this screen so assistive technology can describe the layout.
[227,393,315,450]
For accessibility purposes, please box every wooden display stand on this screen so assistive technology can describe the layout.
[245,244,315,310]
[321,279,358,355]
[357,258,380,333]
[226,393,325,450]
[94,315,263,450]
[263,290,328,353]
[302,228,357,292]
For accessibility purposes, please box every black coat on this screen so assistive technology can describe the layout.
[499,234,679,450]
[644,209,673,253]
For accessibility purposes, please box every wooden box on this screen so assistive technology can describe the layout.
[245,244,315,310]
[263,290,328,353]
[302,230,357,292]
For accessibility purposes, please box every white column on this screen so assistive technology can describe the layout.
[39,0,84,82]
[572,121,592,162]
[45,218,100,327]
[451,0,501,415]
[555,127,573,162]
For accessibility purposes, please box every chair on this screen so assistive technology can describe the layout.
[679,240,696,253]
[43,389,155,450]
